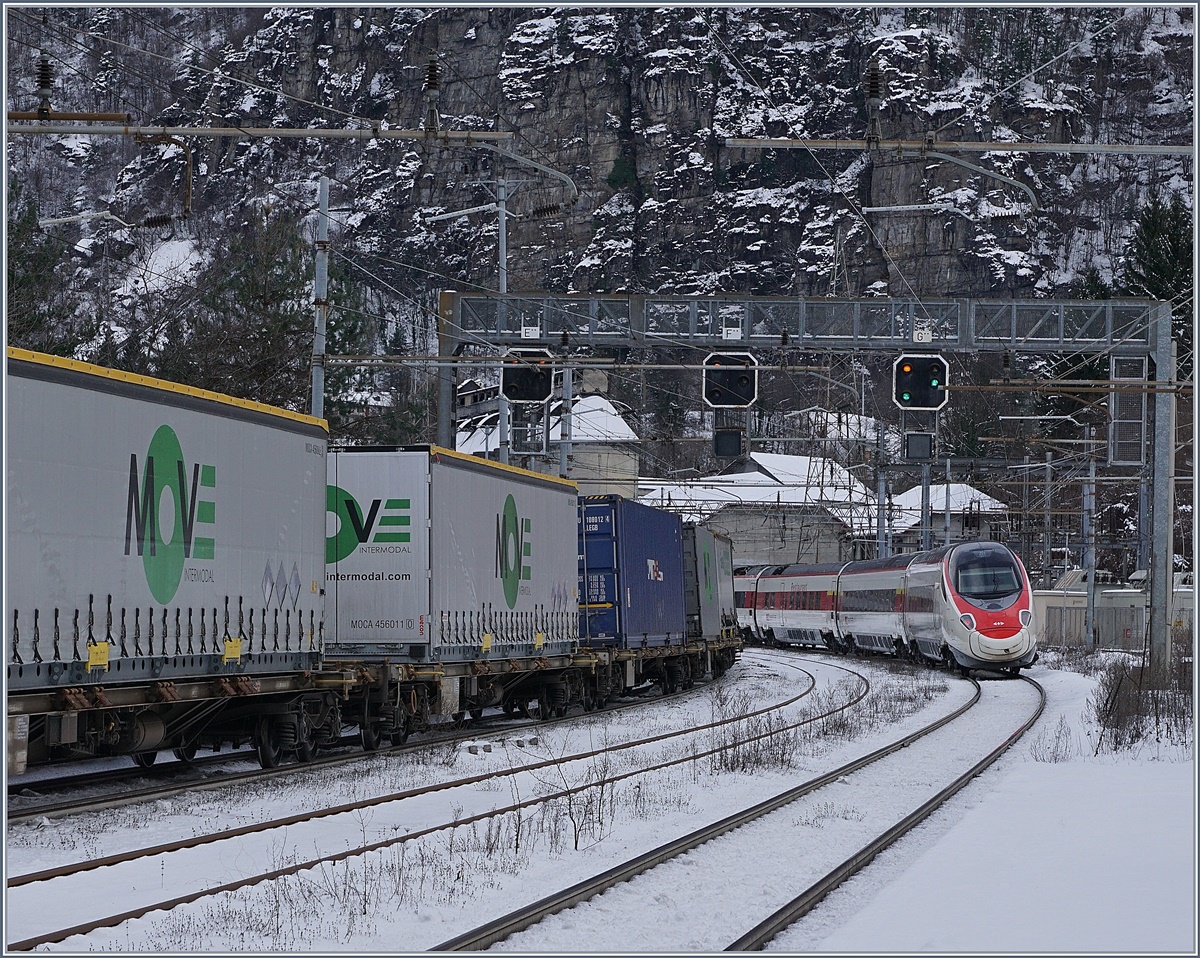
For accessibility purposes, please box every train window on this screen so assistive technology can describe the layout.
[954,560,1020,598]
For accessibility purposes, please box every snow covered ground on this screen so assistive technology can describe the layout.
[4,650,1194,954]
[775,659,1196,955]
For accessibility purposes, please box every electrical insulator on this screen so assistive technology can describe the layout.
[37,50,54,116]
[422,56,441,133]
[865,61,884,101]
[37,53,53,96]
[140,214,174,229]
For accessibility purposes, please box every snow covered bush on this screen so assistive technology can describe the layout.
[1088,647,1193,753]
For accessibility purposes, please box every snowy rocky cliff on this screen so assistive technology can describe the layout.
[7,6,1192,304]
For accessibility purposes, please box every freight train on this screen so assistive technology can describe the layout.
[735,542,1038,673]
[5,349,741,773]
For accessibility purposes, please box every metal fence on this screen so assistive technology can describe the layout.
[1038,606,1148,651]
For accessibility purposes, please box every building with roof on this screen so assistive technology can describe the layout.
[454,375,1012,567]
[639,451,877,566]
[455,377,641,497]
[886,482,1010,552]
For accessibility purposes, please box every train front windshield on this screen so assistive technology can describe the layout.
[950,545,1023,602]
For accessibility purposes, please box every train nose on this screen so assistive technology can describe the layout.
[978,624,1022,640]
[970,628,1032,658]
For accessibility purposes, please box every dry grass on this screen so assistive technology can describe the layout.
[1088,644,1193,754]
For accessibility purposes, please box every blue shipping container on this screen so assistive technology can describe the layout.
[578,496,686,647]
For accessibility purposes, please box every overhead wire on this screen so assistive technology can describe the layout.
[8,12,491,357]
[1035,284,1194,387]
[11,8,855,394]
[17,11,616,364]
[6,29,148,119]
[12,9,1186,474]
[76,21,370,126]
[701,9,935,319]
[930,13,1126,137]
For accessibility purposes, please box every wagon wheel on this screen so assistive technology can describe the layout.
[360,722,382,752]
[172,744,198,764]
[255,719,283,769]
[296,723,316,763]
[389,717,410,746]
[131,751,158,769]
[533,689,551,720]
[469,707,484,722]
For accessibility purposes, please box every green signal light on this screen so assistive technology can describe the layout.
[930,378,940,387]
[901,391,912,401]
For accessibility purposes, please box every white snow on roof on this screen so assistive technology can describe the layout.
[640,452,876,534]
[455,394,639,455]
[892,482,1007,513]
[547,395,640,442]
[734,452,867,496]
[889,483,1008,533]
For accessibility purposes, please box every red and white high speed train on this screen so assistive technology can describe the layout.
[735,542,1038,673]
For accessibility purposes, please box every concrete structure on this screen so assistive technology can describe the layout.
[639,452,876,566]
[456,381,640,498]
[887,483,1010,553]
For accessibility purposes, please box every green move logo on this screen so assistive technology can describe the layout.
[495,494,532,609]
[124,425,216,604]
[326,485,411,563]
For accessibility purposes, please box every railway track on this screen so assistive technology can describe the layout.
[7,677,734,822]
[5,657,827,951]
[429,661,1044,952]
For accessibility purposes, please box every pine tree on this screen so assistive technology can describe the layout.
[6,187,95,356]
[1121,192,1193,572]
[190,209,313,408]
[319,260,380,443]
[1120,193,1193,380]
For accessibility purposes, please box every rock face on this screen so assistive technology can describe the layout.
[7,6,1192,306]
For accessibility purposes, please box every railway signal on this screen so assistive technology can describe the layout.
[500,348,554,403]
[703,352,758,407]
[892,353,948,411]
[713,427,744,458]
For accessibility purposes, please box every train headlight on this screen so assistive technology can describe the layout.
[1019,609,1031,626]
[959,613,976,631]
